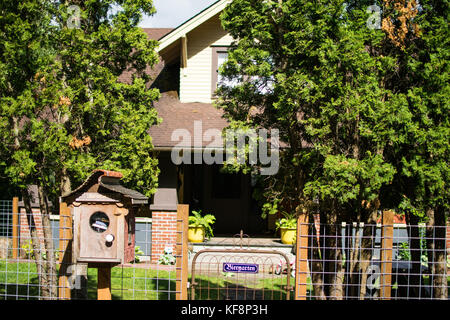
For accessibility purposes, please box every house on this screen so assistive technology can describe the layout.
[142,0,269,245]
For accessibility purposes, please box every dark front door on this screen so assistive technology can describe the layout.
[183,164,265,235]
[202,165,250,235]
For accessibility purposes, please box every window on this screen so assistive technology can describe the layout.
[211,46,230,96]
[211,46,274,96]
[212,47,240,95]
[217,52,229,86]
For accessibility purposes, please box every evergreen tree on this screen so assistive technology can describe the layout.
[217,0,448,299]
[0,0,160,298]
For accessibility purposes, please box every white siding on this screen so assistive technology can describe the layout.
[179,14,234,103]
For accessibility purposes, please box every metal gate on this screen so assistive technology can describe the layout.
[190,243,294,300]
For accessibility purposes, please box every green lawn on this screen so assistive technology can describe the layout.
[1,260,447,300]
[189,273,299,300]
[0,260,46,299]
[0,261,177,300]
[99,266,177,300]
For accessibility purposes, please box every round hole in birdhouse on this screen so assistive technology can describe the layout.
[89,211,110,233]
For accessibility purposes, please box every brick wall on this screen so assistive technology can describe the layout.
[19,207,47,255]
[150,211,178,263]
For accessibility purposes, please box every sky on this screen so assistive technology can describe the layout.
[139,0,219,28]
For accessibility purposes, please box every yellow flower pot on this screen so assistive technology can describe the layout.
[280,227,296,245]
[188,226,205,243]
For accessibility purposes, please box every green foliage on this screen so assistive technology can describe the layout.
[274,210,297,230]
[378,0,449,218]
[133,245,145,263]
[0,0,161,204]
[158,247,176,265]
[217,0,449,225]
[396,242,412,261]
[0,2,161,297]
[275,217,297,230]
[188,210,216,239]
[21,240,35,259]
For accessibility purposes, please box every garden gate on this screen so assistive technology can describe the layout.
[189,235,294,300]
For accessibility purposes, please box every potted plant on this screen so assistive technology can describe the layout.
[275,212,297,245]
[188,210,216,243]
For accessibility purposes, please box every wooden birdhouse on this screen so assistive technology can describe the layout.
[61,170,148,267]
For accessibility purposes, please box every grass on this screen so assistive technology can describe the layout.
[0,260,41,299]
[0,260,177,300]
[189,272,298,300]
[98,266,177,300]
[1,260,448,300]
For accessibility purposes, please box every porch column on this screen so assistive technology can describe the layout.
[150,188,179,263]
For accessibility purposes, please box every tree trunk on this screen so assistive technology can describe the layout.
[60,167,71,196]
[21,189,46,292]
[405,211,422,298]
[431,207,447,299]
[358,209,378,300]
[309,218,326,300]
[327,223,345,300]
[37,184,58,299]
[425,208,435,298]
[322,204,345,300]
[346,222,362,299]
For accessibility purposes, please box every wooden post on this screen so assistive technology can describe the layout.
[176,204,189,300]
[380,210,394,300]
[181,36,188,68]
[12,197,19,259]
[295,212,309,300]
[58,202,72,300]
[97,267,112,300]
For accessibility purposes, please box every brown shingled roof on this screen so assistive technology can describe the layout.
[141,28,174,41]
[149,92,229,148]
[118,28,173,85]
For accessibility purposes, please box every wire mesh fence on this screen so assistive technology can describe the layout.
[1,199,448,301]
[0,199,187,300]
[297,220,449,300]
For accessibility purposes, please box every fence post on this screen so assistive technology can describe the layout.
[176,204,189,300]
[12,197,19,259]
[380,210,394,300]
[58,202,72,300]
[97,267,112,300]
[295,212,309,300]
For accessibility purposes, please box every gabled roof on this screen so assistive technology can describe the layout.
[157,0,231,52]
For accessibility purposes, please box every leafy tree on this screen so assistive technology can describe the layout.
[0,0,57,299]
[218,0,395,299]
[378,0,449,299]
[217,0,448,299]
[0,0,160,298]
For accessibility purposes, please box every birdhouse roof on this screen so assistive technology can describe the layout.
[61,170,148,205]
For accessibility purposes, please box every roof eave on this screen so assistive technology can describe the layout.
[157,0,232,52]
